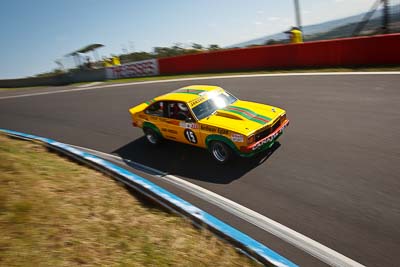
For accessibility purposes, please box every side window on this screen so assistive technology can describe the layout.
[167,102,193,121]
[145,101,164,117]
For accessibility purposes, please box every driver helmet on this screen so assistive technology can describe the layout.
[177,103,188,111]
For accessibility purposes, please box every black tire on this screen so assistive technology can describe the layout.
[209,141,232,164]
[143,127,162,145]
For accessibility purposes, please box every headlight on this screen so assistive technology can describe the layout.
[281,113,286,123]
[247,135,255,145]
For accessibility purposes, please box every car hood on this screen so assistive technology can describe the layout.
[199,100,285,135]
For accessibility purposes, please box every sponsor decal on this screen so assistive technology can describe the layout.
[165,119,180,126]
[167,129,178,134]
[200,125,228,135]
[106,59,159,79]
[218,128,229,135]
[189,96,206,107]
[201,125,217,133]
[161,128,177,134]
[158,118,179,125]
[251,124,287,151]
[184,129,197,144]
[231,133,244,143]
[179,122,199,129]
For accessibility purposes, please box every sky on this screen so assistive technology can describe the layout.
[0,0,377,79]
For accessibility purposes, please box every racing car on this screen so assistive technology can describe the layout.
[129,85,289,163]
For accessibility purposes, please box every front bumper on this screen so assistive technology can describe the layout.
[239,119,289,157]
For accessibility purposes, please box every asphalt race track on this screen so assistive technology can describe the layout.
[1,74,399,267]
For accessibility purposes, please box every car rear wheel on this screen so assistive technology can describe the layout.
[210,141,232,164]
[144,128,162,145]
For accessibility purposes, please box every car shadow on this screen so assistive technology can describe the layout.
[112,137,281,184]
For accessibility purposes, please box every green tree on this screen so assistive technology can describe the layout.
[264,39,285,45]
[191,43,203,50]
[208,44,220,51]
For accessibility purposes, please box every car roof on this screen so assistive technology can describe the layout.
[154,85,224,104]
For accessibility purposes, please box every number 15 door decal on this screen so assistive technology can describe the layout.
[184,129,197,144]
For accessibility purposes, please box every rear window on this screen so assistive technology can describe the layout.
[145,101,164,117]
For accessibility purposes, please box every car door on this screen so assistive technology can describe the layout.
[143,101,179,141]
[161,101,203,147]
[144,100,167,127]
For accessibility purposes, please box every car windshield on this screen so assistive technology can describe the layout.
[192,91,237,120]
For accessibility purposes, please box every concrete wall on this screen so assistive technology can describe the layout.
[0,74,69,88]
[0,69,107,88]
[68,68,107,83]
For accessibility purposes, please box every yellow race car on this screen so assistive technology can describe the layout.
[129,85,289,163]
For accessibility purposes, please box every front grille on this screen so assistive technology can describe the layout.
[255,119,281,142]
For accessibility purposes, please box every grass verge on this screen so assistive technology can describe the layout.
[0,86,47,91]
[0,134,260,266]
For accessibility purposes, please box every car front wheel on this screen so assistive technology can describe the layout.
[210,141,232,164]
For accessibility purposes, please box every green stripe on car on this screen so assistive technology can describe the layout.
[227,105,272,121]
[221,108,267,125]
[174,89,206,95]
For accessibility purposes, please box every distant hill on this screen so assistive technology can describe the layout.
[228,5,400,47]
[306,12,400,41]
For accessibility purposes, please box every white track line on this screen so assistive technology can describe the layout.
[69,144,365,267]
[77,81,104,88]
[1,71,399,100]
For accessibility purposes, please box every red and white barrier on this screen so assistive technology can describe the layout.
[157,34,400,75]
[105,34,400,80]
[106,59,159,79]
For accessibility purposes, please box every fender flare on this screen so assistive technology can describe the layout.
[205,135,240,154]
[143,121,163,138]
